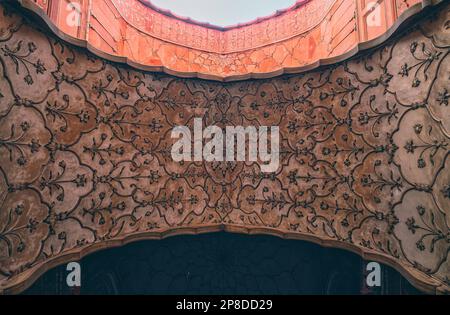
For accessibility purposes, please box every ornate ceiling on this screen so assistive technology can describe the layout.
[0,0,449,294]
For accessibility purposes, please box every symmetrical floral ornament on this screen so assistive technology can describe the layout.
[0,1,449,294]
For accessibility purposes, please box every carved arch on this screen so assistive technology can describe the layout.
[0,0,449,294]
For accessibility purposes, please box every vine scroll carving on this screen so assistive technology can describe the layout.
[0,1,449,294]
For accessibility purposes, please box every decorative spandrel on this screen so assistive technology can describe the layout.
[0,2,449,294]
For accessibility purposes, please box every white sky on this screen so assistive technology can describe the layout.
[150,0,298,27]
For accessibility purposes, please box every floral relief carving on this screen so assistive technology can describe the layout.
[0,2,449,294]
[393,108,448,186]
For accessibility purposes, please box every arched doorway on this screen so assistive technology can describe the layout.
[24,233,421,295]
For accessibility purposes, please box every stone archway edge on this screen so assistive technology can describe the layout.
[2,225,446,294]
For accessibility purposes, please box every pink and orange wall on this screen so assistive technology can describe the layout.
[31,0,422,79]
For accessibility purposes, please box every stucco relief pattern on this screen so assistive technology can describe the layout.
[117,0,344,76]
[0,3,449,294]
[113,0,334,53]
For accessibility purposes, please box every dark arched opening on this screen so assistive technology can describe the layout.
[24,233,421,295]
